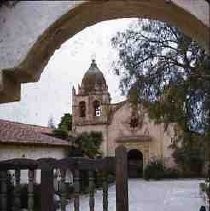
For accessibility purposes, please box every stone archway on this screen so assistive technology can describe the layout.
[0,0,209,103]
[127,149,143,178]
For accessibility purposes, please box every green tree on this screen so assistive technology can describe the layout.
[52,113,72,140]
[171,133,206,176]
[58,113,72,131]
[111,19,210,172]
[69,131,103,158]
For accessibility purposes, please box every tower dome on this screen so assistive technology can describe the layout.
[81,59,107,94]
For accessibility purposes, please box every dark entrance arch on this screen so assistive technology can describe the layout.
[127,149,143,178]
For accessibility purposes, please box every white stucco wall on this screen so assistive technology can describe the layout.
[0,1,84,70]
[0,144,68,183]
[0,144,67,160]
[174,0,209,26]
[0,0,208,71]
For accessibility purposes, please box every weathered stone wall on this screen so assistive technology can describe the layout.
[72,93,110,126]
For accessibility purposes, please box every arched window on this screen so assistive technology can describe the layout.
[79,101,86,117]
[93,100,101,117]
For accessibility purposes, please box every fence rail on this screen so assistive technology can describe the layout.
[0,145,128,211]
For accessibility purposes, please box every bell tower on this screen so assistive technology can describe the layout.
[72,59,111,131]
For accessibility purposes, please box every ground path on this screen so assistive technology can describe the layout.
[66,179,206,211]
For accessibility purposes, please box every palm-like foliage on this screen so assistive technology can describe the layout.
[72,132,103,158]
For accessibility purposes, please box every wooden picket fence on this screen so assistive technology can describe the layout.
[0,145,128,211]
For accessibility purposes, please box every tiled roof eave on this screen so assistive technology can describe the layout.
[0,119,73,147]
[0,140,71,147]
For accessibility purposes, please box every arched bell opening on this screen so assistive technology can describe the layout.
[79,101,86,117]
[93,100,101,117]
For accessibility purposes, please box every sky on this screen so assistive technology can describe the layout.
[0,18,137,127]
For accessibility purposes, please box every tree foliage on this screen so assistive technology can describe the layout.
[112,19,209,134]
[111,19,210,172]
[69,131,103,158]
[58,113,72,131]
[171,133,206,175]
[52,113,72,140]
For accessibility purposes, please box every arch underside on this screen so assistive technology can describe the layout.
[0,0,209,103]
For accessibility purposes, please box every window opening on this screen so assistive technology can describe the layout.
[93,100,101,117]
[79,101,86,117]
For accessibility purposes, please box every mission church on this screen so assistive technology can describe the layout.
[0,59,178,180]
[72,59,177,176]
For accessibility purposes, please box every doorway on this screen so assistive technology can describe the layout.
[127,149,143,178]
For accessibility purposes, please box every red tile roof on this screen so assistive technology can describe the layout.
[0,119,71,147]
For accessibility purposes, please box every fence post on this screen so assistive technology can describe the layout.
[0,171,7,211]
[74,168,80,211]
[13,169,21,211]
[60,168,67,211]
[40,163,55,211]
[89,170,95,211]
[102,171,108,211]
[115,145,128,211]
[28,169,34,211]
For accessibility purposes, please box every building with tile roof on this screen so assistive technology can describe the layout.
[0,119,72,183]
[0,119,71,161]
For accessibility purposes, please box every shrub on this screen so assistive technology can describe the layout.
[143,160,179,180]
[73,131,103,158]
[200,179,210,194]
[144,160,165,180]
[164,168,179,179]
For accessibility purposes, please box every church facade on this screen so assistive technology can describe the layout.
[72,60,177,171]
